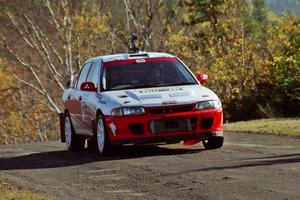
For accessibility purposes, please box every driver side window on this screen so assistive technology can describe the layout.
[76,62,92,90]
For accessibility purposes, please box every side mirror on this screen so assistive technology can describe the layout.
[196,73,208,85]
[80,82,97,92]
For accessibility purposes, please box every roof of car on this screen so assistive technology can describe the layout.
[86,52,175,63]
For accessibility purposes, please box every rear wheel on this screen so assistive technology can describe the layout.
[64,113,85,151]
[202,137,223,150]
[96,115,110,155]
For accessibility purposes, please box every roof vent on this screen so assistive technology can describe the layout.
[128,53,149,58]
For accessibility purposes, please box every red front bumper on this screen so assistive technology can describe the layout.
[105,106,223,145]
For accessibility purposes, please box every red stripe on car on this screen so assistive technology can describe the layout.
[103,57,177,67]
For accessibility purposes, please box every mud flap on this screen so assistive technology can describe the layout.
[183,139,202,145]
[59,113,66,143]
[92,119,97,136]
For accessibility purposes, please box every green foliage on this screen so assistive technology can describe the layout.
[72,2,110,63]
[166,0,300,120]
[181,0,224,25]
[252,0,268,22]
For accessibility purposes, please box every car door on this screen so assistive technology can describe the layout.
[71,62,92,135]
[80,62,100,135]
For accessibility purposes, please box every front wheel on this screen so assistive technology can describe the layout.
[202,137,224,150]
[96,115,110,155]
[64,113,85,151]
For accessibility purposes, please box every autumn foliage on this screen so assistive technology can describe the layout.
[0,0,299,143]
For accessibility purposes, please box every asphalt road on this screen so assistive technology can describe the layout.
[0,132,299,200]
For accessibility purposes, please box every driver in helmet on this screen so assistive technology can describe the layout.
[149,66,164,85]
[108,68,122,89]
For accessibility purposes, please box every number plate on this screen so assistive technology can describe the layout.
[164,121,179,129]
[149,118,193,133]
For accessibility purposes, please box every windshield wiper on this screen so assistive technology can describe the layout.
[110,82,196,91]
[135,84,157,89]
[157,81,197,87]
[110,84,156,90]
[110,85,135,90]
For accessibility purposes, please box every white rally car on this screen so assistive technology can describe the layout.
[59,52,224,155]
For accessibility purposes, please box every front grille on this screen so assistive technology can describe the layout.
[149,117,196,134]
[201,118,214,129]
[129,123,144,135]
[148,105,193,115]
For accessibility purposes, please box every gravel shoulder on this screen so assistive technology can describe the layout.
[0,132,299,200]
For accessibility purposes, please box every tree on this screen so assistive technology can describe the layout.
[0,58,53,144]
[181,0,224,27]
[256,13,300,117]
[0,0,111,142]
[0,0,110,114]
[165,0,298,120]
[252,0,268,23]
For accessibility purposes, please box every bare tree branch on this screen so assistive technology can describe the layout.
[36,25,64,66]
[7,13,35,49]
[43,0,61,30]
[22,14,65,90]
[1,36,61,113]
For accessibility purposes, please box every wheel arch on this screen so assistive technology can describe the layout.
[96,108,104,118]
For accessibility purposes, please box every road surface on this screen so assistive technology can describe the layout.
[0,132,299,200]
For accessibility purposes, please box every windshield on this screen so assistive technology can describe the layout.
[102,57,197,91]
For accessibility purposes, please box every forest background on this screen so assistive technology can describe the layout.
[0,0,299,144]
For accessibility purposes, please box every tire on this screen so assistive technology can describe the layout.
[202,137,224,150]
[64,113,85,151]
[96,114,110,155]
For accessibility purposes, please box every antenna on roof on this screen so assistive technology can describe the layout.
[128,33,139,53]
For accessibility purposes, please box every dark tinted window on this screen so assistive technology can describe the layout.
[102,59,197,91]
[76,62,92,90]
[86,62,97,83]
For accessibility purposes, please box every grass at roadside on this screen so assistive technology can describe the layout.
[0,179,55,200]
[224,118,300,137]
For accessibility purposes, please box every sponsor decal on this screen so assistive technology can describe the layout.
[136,59,146,63]
[162,100,177,105]
[109,122,117,136]
[84,84,90,89]
[81,103,89,121]
[81,94,90,121]
[140,87,183,94]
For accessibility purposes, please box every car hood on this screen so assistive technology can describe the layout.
[102,85,219,107]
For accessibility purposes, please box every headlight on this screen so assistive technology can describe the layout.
[111,107,145,116]
[195,100,221,110]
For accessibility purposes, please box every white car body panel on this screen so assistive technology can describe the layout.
[99,85,219,111]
